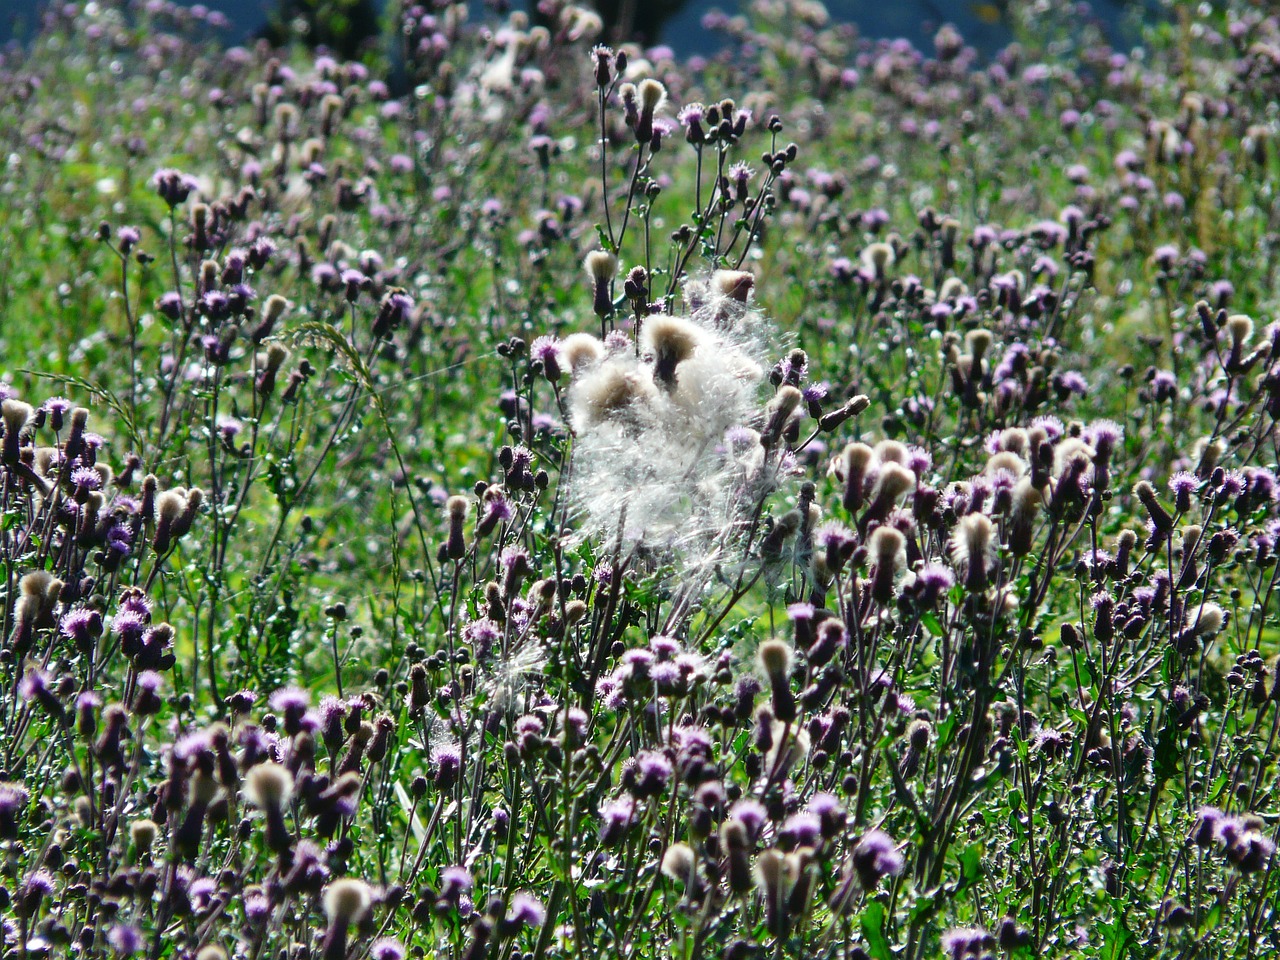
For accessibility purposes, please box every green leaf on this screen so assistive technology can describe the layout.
[860,901,892,960]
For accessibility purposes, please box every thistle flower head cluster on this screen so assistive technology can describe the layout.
[562,271,781,577]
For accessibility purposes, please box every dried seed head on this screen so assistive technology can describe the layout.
[756,640,793,684]
[986,451,1027,477]
[244,762,294,809]
[323,877,373,926]
[157,490,187,527]
[1052,438,1095,481]
[870,463,916,504]
[951,513,995,590]
[712,269,754,302]
[583,250,618,283]
[130,818,159,852]
[964,329,993,362]
[560,333,605,376]
[868,526,906,566]
[862,242,895,279]
[660,842,697,883]
[1188,602,1225,637]
[570,362,655,428]
[642,314,706,385]
[637,78,667,113]
[1226,313,1254,348]
[20,570,62,604]
[2,400,32,436]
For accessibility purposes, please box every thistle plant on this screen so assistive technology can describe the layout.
[4,2,1280,959]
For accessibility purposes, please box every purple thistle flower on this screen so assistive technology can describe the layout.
[60,608,101,647]
[851,829,904,889]
[941,926,995,959]
[505,892,545,930]
[152,168,199,207]
[439,865,473,899]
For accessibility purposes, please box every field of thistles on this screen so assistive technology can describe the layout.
[2,0,1280,957]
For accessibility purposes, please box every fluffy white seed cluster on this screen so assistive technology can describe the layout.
[560,272,776,573]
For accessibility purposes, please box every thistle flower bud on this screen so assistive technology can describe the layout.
[444,495,469,561]
[818,394,870,432]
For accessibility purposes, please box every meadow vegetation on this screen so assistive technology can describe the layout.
[1,1,1280,957]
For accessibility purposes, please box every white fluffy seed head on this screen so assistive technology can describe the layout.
[712,269,754,302]
[1011,477,1043,518]
[638,78,667,113]
[757,639,793,683]
[862,242,895,278]
[1189,602,1225,637]
[1051,438,1095,481]
[998,428,1029,456]
[560,333,605,376]
[873,440,909,465]
[986,451,1027,477]
[838,443,877,479]
[156,489,187,526]
[244,762,294,809]
[642,314,706,383]
[871,463,916,503]
[868,526,906,566]
[1226,313,1254,348]
[2,400,32,436]
[661,843,697,883]
[322,878,372,926]
[569,360,656,429]
[20,570,61,602]
[951,513,995,573]
[130,818,159,852]
[583,249,618,283]
[965,329,993,362]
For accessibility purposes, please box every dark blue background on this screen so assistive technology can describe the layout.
[0,0,1149,57]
